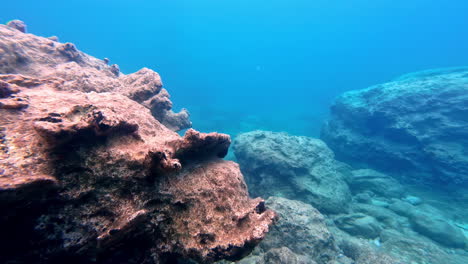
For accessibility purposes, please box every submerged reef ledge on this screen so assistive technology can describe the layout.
[0,21,275,264]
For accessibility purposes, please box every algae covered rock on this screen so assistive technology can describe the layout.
[233,130,352,214]
[321,67,468,186]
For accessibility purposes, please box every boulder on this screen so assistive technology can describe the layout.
[349,169,404,198]
[321,67,468,186]
[334,213,382,239]
[336,236,397,264]
[388,200,416,217]
[233,130,352,214]
[261,197,339,264]
[409,212,467,249]
[351,203,406,230]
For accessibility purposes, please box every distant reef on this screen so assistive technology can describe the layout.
[321,67,468,187]
[0,21,275,263]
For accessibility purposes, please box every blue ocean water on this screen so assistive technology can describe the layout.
[3,0,468,137]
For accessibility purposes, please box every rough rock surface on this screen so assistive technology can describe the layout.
[0,22,191,131]
[261,197,338,264]
[321,67,468,186]
[263,247,313,264]
[0,22,275,264]
[349,169,404,198]
[334,236,397,264]
[380,229,468,264]
[233,130,352,214]
[217,197,341,264]
[334,213,382,239]
[409,211,467,249]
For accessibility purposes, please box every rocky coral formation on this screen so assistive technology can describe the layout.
[321,67,468,187]
[233,130,351,214]
[0,21,191,131]
[0,21,275,263]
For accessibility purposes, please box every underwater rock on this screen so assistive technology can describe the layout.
[380,229,468,264]
[388,200,416,217]
[350,203,405,230]
[349,169,404,198]
[263,247,314,264]
[334,213,382,239]
[0,22,275,263]
[321,67,468,187]
[335,236,397,264]
[387,199,468,249]
[260,197,339,264]
[409,212,467,249]
[0,21,190,131]
[233,130,352,214]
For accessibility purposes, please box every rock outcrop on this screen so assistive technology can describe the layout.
[0,21,275,264]
[321,67,468,186]
[233,130,352,214]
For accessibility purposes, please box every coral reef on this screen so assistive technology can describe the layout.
[0,21,275,263]
[321,67,468,186]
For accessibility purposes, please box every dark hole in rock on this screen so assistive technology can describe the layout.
[198,233,216,245]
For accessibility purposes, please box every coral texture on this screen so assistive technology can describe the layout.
[0,21,275,264]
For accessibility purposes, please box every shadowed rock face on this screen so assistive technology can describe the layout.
[321,67,468,187]
[0,21,275,264]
